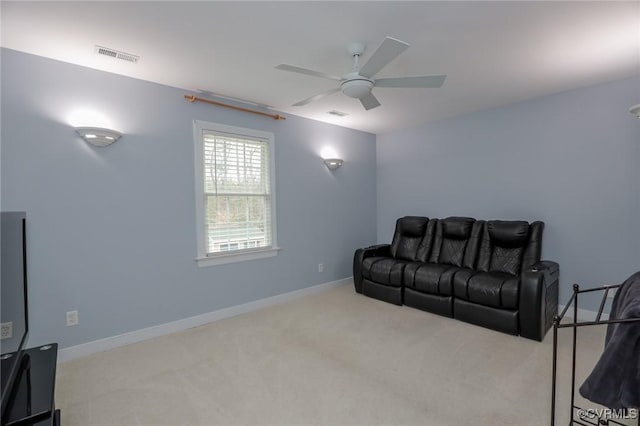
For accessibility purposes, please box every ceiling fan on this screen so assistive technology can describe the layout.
[275,36,446,111]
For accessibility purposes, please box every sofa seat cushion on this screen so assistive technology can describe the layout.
[403,262,460,296]
[458,272,520,309]
[361,257,408,287]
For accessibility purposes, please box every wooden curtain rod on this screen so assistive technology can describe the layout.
[184,95,286,120]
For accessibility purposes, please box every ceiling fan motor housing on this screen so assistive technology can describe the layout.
[341,75,374,99]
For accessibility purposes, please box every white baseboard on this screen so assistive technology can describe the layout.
[558,305,609,322]
[58,277,351,363]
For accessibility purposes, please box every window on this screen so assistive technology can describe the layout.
[193,120,278,266]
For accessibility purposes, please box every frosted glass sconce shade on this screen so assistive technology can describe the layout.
[324,158,343,170]
[75,127,122,147]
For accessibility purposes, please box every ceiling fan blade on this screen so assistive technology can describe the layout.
[375,75,447,88]
[359,37,410,78]
[292,88,341,106]
[275,64,342,81]
[360,92,381,111]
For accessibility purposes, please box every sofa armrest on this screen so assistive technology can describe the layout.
[520,261,560,341]
[353,244,391,293]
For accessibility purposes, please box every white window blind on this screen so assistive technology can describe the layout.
[193,120,277,266]
[203,131,273,254]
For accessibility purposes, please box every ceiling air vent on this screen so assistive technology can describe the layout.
[95,45,140,64]
[327,110,348,117]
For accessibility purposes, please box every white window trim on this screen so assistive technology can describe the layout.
[193,120,279,267]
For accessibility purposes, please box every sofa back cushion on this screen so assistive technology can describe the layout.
[428,217,477,267]
[390,216,429,261]
[415,219,438,262]
[477,220,541,275]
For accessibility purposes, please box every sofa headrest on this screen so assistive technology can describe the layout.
[397,216,429,237]
[487,221,530,248]
[441,217,475,240]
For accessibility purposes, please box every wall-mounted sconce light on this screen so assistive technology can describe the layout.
[324,158,343,170]
[630,104,640,119]
[75,127,122,147]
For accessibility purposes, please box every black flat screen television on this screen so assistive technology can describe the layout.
[1,212,29,418]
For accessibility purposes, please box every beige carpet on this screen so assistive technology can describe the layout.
[56,282,622,426]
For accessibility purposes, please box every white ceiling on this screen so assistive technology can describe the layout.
[2,1,639,134]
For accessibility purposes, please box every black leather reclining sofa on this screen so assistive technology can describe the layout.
[353,216,559,341]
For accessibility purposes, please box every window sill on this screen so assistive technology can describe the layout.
[196,247,280,267]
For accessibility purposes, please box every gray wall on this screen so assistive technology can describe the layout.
[377,76,640,309]
[1,49,377,349]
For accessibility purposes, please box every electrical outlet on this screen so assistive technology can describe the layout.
[66,310,79,327]
[0,322,13,339]
[318,263,324,273]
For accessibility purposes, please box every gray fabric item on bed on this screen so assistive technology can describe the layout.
[579,271,640,410]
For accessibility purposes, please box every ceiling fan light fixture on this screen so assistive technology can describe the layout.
[341,79,374,99]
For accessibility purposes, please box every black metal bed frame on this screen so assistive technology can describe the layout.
[551,283,640,426]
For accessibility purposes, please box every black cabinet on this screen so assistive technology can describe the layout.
[3,344,60,426]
